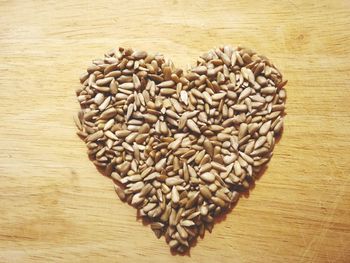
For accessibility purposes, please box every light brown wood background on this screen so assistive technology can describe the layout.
[0,0,349,262]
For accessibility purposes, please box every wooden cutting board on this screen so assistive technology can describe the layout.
[0,0,349,262]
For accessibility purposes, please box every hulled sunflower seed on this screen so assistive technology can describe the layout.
[200,172,216,183]
[114,184,126,201]
[186,119,200,134]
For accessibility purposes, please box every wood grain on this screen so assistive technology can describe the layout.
[0,0,349,262]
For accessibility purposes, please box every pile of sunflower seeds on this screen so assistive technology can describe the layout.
[75,45,287,252]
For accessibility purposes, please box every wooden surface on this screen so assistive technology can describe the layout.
[0,0,350,262]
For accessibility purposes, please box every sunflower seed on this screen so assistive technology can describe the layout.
[114,184,126,201]
[86,130,104,142]
[259,120,272,135]
[166,177,184,186]
[171,186,180,204]
[200,172,216,183]
[186,119,200,134]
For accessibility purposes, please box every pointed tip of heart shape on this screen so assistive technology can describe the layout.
[75,45,287,253]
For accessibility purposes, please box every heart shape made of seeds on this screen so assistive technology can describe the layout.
[75,45,287,253]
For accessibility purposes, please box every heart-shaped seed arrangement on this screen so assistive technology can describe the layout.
[75,45,287,252]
